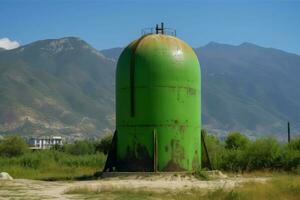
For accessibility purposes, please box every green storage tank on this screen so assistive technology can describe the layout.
[115,27,201,172]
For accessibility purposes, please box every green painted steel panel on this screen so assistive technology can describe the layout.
[116,34,201,171]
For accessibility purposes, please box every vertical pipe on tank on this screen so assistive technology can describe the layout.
[153,129,158,172]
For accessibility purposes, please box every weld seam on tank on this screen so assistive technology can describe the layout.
[118,125,201,128]
[119,86,198,89]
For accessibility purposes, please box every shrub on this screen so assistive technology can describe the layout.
[0,135,28,157]
[221,135,286,171]
[64,140,95,155]
[225,132,249,150]
[281,146,300,171]
[243,138,282,170]
[289,136,300,151]
[202,130,225,169]
[221,149,246,171]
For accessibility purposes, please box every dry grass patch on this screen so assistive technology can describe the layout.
[64,174,300,200]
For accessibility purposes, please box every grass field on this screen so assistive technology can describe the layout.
[1,135,299,199]
[1,170,299,199]
[0,150,105,180]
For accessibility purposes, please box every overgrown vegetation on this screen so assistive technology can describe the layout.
[0,135,112,180]
[0,135,29,157]
[203,130,300,172]
[0,131,300,180]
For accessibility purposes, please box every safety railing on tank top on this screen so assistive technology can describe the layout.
[141,27,177,37]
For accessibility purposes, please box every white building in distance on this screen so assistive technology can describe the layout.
[28,136,63,149]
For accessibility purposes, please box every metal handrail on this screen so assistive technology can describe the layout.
[141,23,177,36]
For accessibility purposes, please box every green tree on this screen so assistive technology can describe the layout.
[225,132,249,150]
[0,135,28,157]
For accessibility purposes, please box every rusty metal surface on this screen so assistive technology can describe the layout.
[116,34,201,171]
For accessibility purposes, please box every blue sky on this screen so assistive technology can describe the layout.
[1,0,300,54]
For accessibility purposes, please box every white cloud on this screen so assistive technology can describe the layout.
[0,38,20,50]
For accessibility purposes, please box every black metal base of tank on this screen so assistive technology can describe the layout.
[103,130,213,172]
[102,130,154,172]
[102,130,117,172]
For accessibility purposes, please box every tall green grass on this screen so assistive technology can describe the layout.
[0,150,105,180]
[1,132,299,180]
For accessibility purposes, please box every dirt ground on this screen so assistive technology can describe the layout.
[0,174,269,200]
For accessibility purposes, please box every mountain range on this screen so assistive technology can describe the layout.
[0,37,299,139]
[0,37,115,139]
